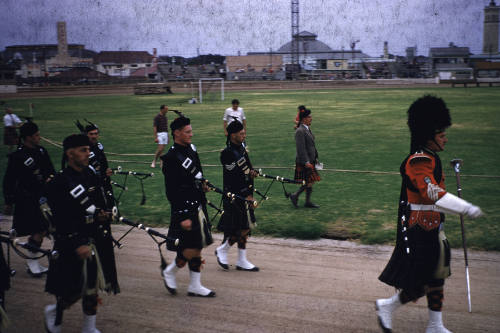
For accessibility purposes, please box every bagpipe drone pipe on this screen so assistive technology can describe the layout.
[253,169,306,206]
[110,166,154,205]
[110,207,179,271]
[0,230,58,277]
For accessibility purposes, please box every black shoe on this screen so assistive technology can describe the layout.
[304,202,320,208]
[290,193,299,208]
[236,265,260,272]
[215,250,229,270]
[187,291,216,297]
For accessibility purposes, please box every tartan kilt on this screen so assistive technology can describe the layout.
[3,127,18,145]
[294,163,321,184]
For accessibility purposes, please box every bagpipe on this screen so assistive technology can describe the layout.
[73,120,154,206]
[200,178,258,224]
[170,109,185,117]
[0,230,58,277]
[110,206,178,271]
[111,166,154,205]
[253,168,305,206]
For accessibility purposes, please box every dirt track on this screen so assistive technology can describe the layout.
[1,219,500,333]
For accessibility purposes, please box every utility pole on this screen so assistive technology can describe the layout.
[291,0,299,79]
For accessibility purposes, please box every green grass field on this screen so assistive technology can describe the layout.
[2,87,499,250]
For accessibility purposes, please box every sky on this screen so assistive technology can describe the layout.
[0,0,489,57]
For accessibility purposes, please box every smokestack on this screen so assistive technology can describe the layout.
[483,0,500,54]
[57,21,68,56]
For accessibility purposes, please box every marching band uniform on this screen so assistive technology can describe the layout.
[44,134,119,333]
[0,243,10,329]
[76,122,115,210]
[215,120,259,271]
[88,139,114,209]
[376,96,482,333]
[2,122,55,276]
[161,116,215,297]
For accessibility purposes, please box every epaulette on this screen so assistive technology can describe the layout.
[190,143,197,152]
[97,142,104,150]
[408,150,432,164]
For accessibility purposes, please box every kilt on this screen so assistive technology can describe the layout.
[12,195,47,237]
[294,163,321,184]
[217,199,251,235]
[167,207,213,251]
[378,224,451,293]
[3,127,18,146]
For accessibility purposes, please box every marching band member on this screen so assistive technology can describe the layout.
[376,96,483,333]
[44,134,119,333]
[161,116,215,297]
[290,108,321,208]
[215,120,259,272]
[3,122,55,277]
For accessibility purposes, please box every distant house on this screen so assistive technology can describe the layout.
[130,63,159,80]
[94,51,153,77]
[429,43,473,79]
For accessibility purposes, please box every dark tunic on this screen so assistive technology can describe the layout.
[217,142,254,234]
[0,245,10,294]
[153,113,168,133]
[89,141,114,209]
[379,149,450,293]
[45,166,119,298]
[161,143,212,251]
[3,145,55,236]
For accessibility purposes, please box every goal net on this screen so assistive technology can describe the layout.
[198,78,224,103]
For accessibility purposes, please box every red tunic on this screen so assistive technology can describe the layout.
[405,151,447,231]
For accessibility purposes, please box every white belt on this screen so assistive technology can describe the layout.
[410,204,438,211]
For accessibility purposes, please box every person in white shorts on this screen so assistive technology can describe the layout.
[152,105,169,168]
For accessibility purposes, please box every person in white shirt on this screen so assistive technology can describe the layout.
[3,107,23,153]
[223,99,246,136]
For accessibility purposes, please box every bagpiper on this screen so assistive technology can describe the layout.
[44,134,119,333]
[215,120,259,271]
[3,122,55,276]
[160,116,215,297]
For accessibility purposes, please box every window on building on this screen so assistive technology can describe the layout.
[131,64,138,67]
[335,62,342,67]
[146,64,151,67]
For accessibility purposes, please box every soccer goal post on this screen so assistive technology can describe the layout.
[198,78,224,103]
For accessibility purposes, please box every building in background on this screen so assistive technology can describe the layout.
[471,1,500,78]
[93,51,153,77]
[429,43,473,79]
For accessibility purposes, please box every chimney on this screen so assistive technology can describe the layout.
[483,0,500,54]
[383,41,389,59]
[57,21,68,56]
